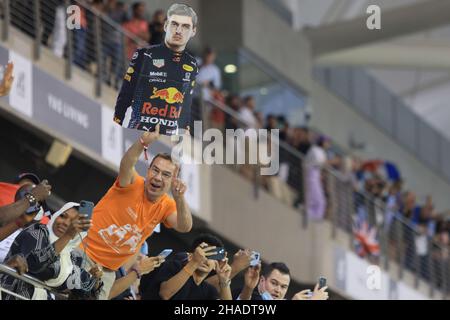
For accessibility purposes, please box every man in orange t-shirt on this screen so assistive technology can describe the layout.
[82,124,193,299]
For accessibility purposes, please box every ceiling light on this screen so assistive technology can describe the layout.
[224,64,237,74]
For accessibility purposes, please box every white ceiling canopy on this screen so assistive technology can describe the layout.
[274,0,450,141]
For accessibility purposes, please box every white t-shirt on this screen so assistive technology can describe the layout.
[197,64,222,89]
[305,145,327,168]
[239,107,258,129]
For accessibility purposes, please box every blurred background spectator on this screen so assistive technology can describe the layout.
[122,1,149,60]
[304,136,329,221]
[197,47,222,101]
[103,0,129,88]
[148,9,166,45]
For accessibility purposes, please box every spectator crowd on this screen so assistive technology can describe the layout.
[1,0,449,299]
[189,30,450,293]
[198,73,450,289]
[0,51,328,300]
[0,162,329,301]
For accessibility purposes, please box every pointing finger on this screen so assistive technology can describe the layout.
[173,164,180,180]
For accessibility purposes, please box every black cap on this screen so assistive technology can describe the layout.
[15,173,41,185]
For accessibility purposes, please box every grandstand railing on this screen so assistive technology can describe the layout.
[1,0,448,300]
[0,263,68,300]
[314,66,450,185]
[260,0,294,27]
[192,94,450,300]
[1,0,146,96]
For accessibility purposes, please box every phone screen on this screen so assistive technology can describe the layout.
[158,249,173,258]
[250,251,260,266]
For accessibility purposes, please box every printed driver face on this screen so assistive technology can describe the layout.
[164,14,196,49]
[259,269,290,300]
[145,157,177,201]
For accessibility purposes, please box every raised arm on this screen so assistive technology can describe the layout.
[109,256,164,299]
[214,258,232,300]
[159,244,214,300]
[0,222,20,242]
[118,124,160,187]
[238,264,261,300]
[0,180,51,225]
[165,165,192,233]
[53,214,91,254]
[0,200,30,227]
[206,249,252,291]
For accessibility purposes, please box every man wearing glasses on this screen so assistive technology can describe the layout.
[81,124,192,299]
[114,3,199,135]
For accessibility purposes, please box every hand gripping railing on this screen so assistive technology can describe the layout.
[0,263,67,300]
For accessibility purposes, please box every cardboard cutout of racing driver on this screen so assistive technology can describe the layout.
[114,4,199,135]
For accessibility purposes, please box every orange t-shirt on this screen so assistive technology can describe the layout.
[83,174,176,270]
[123,19,149,59]
[0,183,20,206]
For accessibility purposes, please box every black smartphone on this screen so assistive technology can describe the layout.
[79,200,95,219]
[318,276,327,289]
[207,247,226,261]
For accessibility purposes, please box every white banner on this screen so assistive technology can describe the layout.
[334,246,432,300]
[345,251,390,300]
[397,282,430,300]
[8,51,33,117]
[101,105,123,167]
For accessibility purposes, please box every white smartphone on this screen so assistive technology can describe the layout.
[250,251,260,267]
[158,249,173,258]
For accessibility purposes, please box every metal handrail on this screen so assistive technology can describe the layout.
[314,66,450,185]
[2,0,148,93]
[0,263,68,299]
[1,0,10,41]
[204,97,309,163]
[2,0,447,298]
[69,0,147,95]
[72,0,147,49]
[201,95,449,293]
[260,0,293,27]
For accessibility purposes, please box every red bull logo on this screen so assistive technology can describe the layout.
[150,87,184,104]
[141,102,182,119]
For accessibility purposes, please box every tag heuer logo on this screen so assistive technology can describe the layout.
[153,59,165,68]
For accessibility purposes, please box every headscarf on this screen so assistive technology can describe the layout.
[45,202,87,287]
